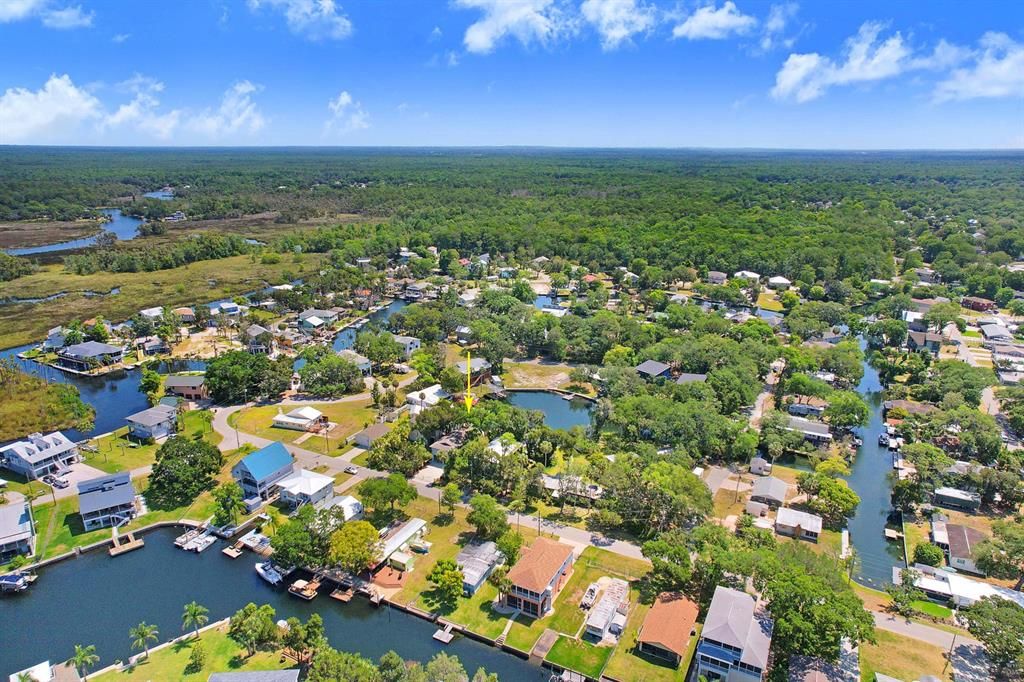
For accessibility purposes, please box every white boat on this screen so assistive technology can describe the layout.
[256,561,283,585]
[192,535,216,553]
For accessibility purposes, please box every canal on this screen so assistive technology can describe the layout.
[507,390,593,431]
[846,346,904,588]
[5,210,145,256]
[332,299,409,352]
[0,528,543,679]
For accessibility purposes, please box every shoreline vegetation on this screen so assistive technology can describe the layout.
[0,360,94,441]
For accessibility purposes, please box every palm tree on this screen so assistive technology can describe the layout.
[71,644,99,681]
[15,673,36,682]
[129,622,159,659]
[181,601,209,638]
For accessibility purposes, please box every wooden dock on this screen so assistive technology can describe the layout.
[330,586,354,602]
[884,528,904,541]
[109,532,144,556]
[432,622,455,644]
[222,544,243,559]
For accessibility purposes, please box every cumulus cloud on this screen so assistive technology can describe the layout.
[455,0,574,54]
[581,0,656,50]
[758,2,797,51]
[247,0,352,41]
[0,73,102,143]
[325,90,369,134]
[673,1,756,41]
[41,4,92,28]
[103,75,180,140]
[933,32,1024,101]
[771,21,912,102]
[189,81,266,137]
[0,0,48,22]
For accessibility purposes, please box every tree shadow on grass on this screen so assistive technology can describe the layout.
[420,585,458,617]
[431,511,455,527]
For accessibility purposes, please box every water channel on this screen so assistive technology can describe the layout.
[0,527,543,679]
[5,210,146,257]
[507,390,593,431]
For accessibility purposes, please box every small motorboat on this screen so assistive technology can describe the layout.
[878,434,889,446]
[256,561,283,586]
[0,572,35,593]
[288,578,320,601]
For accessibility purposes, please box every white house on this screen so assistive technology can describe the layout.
[272,406,325,431]
[584,578,629,640]
[126,404,177,441]
[139,306,164,320]
[0,432,79,480]
[391,334,421,359]
[775,507,822,542]
[277,469,335,509]
[78,472,137,531]
[406,384,449,415]
[338,349,372,376]
[695,586,773,682]
[326,494,364,521]
[767,275,791,290]
[0,501,35,561]
[734,270,761,283]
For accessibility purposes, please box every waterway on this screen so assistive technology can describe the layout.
[507,390,593,431]
[6,209,146,256]
[331,299,409,352]
[846,344,904,588]
[0,527,542,679]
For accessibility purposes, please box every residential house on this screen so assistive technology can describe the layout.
[139,306,164,320]
[135,335,169,356]
[456,540,502,596]
[895,563,1024,610]
[675,372,707,385]
[407,384,450,415]
[981,324,1013,344]
[457,290,480,308]
[907,331,943,355]
[231,442,295,502]
[454,357,493,385]
[353,423,391,449]
[635,360,672,380]
[391,334,421,359]
[750,476,788,508]
[245,325,275,354]
[902,310,928,333]
[786,396,828,418]
[749,457,773,476]
[325,495,364,522]
[541,474,603,503]
[636,592,699,667]
[961,296,995,312]
[78,472,137,531]
[164,375,208,401]
[504,537,575,617]
[42,326,66,350]
[338,349,372,376]
[914,268,940,285]
[945,523,987,575]
[696,586,773,682]
[767,276,791,291]
[734,270,760,284]
[299,309,339,327]
[584,578,629,640]
[172,306,196,323]
[126,404,177,441]
[0,502,35,561]
[933,487,981,512]
[455,325,473,344]
[0,431,79,480]
[429,427,471,461]
[56,341,124,371]
[706,271,728,285]
[352,288,376,310]
[788,640,860,682]
[277,469,335,509]
[272,406,325,432]
[883,400,937,417]
[377,517,428,572]
[775,507,823,542]
[356,257,372,269]
[786,416,833,443]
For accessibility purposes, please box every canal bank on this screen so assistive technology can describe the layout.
[5,209,146,257]
[0,526,543,679]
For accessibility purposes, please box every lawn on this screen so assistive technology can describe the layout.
[502,361,595,395]
[545,636,613,679]
[84,410,221,474]
[232,401,376,456]
[713,487,747,520]
[756,292,784,312]
[93,625,290,681]
[859,629,950,681]
[912,599,953,619]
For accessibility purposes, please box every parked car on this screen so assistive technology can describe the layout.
[344,465,358,474]
[52,478,69,489]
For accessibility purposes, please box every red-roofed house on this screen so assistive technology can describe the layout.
[504,537,575,617]
[636,592,699,666]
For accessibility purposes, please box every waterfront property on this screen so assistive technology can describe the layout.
[429,427,470,461]
[635,360,671,380]
[895,563,1024,609]
[78,471,138,530]
[277,469,335,509]
[163,374,208,401]
[454,357,493,385]
[750,476,788,508]
[377,517,428,572]
[56,340,124,371]
[932,486,981,511]
[695,586,773,682]
[271,406,325,432]
[126,404,177,441]
[324,494,364,521]
[749,456,772,476]
[785,416,833,443]
[775,507,822,543]
[231,442,295,504]
[0,430,79,480]
[944,523,987,575]
[583,578,629,640]
[391,334,421,359]
[0,501,35,561]
[504,536,575,617]
[635,591,699,667]
[407,384,450,415]
[456,540,502,596]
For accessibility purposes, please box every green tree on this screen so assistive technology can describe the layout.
[467,494,509,539]
[146,436,223,508]
[298,354,364,397]
[441,482,461,517]
[211,482,245,527]
[886,569,924,617]
[227,602,278,657]
[329,520,381,575]
[139,368,164,405]
[428,558,465,605]
[186,641,207,674]
[823,391,869,429]
[798,472,860,526]
[642,529,693,592]
[963,596,1024,677]
[182,600,209,639]
[307,646,380,682]
[367,417,430,477]
[913,543,944,567]
[496,529,524,565]
[976,521,1024,590]
[360,473,417,514]
[70,644,99,681]
[129,622,159,659]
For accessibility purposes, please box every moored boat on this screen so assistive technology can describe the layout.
[255,561,283,585]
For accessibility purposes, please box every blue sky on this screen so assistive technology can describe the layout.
[0,0,1021,148]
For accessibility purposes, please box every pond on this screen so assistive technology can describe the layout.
[507,390,593,431]
[0,527,542,679]
[331,299,409,352]
[6,209,146,256]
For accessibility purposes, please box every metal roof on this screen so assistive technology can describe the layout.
[238,442,294,482]
[77,472,136,515]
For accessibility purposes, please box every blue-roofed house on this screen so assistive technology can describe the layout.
[231,442,295,504]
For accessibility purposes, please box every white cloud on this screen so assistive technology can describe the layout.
[673,1,756,41]
[0,0,47,22]
[103,75,180,140]
[325,90,369,134]
[429,25,442,41]
[247,0,352,41]
[112,32,129,43]
[446,50,460,67]
[771,21,911,102]
[581,0,656,50]
[455,0,574,54]
[189,81,266,137]
[41,4,92,28]
[0,73,102,143]
[934,32,1024,101]
[758,2,797,51]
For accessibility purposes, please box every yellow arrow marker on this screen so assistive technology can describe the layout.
[464,350,474,413]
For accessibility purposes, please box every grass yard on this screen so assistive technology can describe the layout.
[756,292,784,312]
[903,513,931,561]
[231,401,376,456]
[912,599,954,619]
[94,625,290,681]
[713,488,747,520]
[502,361,595,395]
[0,255,325,350]
[859,629,950,682]
[603,596,696,682]
[545,636,614,680]
[84,410,221,474]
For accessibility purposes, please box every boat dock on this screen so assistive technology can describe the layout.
[222,543,244,559]
[0,572,36,593]
[109,532,144,556]
[884,528,904,541]
[330,585,354,602]
[432,622,455,644]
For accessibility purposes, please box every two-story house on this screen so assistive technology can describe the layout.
[391,334,421,359]
[231,441,295,504]
[0,501,36,561]
[504,537,575,617]
[78,472,138,531]
[0,431,79,480]
[695,586,773,682]
[125,404,177,441]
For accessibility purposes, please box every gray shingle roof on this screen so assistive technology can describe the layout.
[78,472,136,515]
[703,586,773,670]
[636,360,671,377]
[208,672,300,682]
[164,375,205,389]
[126,404,177,427]
[751,476,788,503]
